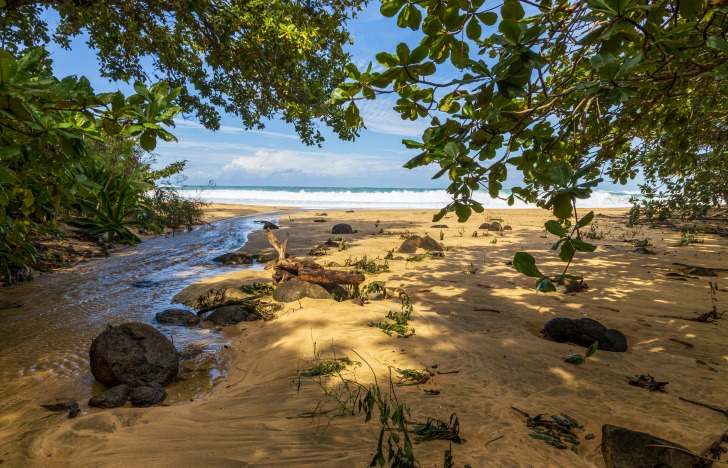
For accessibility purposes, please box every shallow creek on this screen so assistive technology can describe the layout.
[0,214,275,453]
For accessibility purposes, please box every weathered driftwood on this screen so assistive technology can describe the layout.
[265,230,364,286]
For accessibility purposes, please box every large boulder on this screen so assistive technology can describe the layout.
[331,223,354,234]
[602,425,695,468]
[88,384,131,409]
[273,280,333,302]
[155,309,201,326]
[200,304,257,328]
[543,317,627,352]
[89,322,179,387]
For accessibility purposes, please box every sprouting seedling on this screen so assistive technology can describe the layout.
[439,230,444,241]
[565,341,598,365]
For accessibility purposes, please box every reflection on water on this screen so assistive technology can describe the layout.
[0,214,274,450]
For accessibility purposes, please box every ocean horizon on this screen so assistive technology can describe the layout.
[177,185,638,210]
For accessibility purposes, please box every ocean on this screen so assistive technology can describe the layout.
[177,186,638,210]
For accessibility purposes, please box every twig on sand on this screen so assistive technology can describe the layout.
[437,370,460,375]
[485,435,504,446]
[679,397,728,418]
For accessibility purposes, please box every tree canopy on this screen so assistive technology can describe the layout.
[2,0,365,145]
[333,0,728,221]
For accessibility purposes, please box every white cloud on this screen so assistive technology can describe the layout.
[172,119,299,140]
[358,98,429,138]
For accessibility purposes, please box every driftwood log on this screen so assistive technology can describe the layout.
[265,229,364,286]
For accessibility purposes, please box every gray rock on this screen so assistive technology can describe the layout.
[478,223,494,230]
[397,236,422,254]
[89,384,131,409]
[263,221,278,230]
[89,322,179,387]
[367,291,386,301]
[489,221,502,231]
[503,225,512,231]
[602,425,695,468]
[202,304,257,327]
[332,223,354,234]
[156,309,201,326]
[543,317,627,352]
[313,219,327,223]
[419,235,443,251]
[633,247,656,255]
[129,382,166,408]
[212,252,256,265]
[273,280,333,302]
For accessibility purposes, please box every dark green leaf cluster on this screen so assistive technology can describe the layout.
[2,0,366,145]
[333,0,728,218]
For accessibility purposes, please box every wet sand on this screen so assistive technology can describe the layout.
[5,206,728,467]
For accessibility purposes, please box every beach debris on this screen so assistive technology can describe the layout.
[262,221,278,230]
[556,279,588,293]
[331,223,354,234]
[423,389,441,395]
[628,374,668,392]
[395,368,432,386]
[129,382,166,407]
[212,251,261,265]
[689,267,718,277]
[90,322,179,388]
[155,308,201,326]
[437,370,460,375]
[431,224,448,228]
[543,317,627,352]
[679,397,728,419]
[313,218,326,222]
[632,247,656,254]
[301,357,353,377]
[512,407,583,452]
[565,341,598,365]
[601,424,695,468]
[40,399,81,418]
[89,384,131,409]
[412,413,464,443]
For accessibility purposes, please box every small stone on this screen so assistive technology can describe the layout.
[503,225,512,231]
[478,223,494,230]
[89,384,131,409]
[203,304,257,326]
[418,235,443,251]
[543,317,627,352]
[156,309,201,326]
[212,252,256,265]
[129,382,166,407]
[262,221,278,230]
[688,267,717,277]
[313,219,327,223]
[332,223,354,234]
[397,236,422,254]
[367,291,386,301]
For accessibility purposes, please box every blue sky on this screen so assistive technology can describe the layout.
[45,3,639,191]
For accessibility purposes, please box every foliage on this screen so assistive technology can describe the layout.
[0,47,180,283]
[412,414,464,443]
[239,283,276,296]
[525,412,584,452]
[345,255,390,274]
[2,0,366,145]
[371,292,415,337]
[68,184,144,244]
[333,0,728,287]
[565,341,599,365]
[140,185,208,233]
[395,368,431,386]
[301,358,353,377]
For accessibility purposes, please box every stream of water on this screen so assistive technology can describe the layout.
[0,213,276,454]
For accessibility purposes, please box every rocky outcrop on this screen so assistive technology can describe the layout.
[543,317,627,352]
[89,322,179,387]
[200,304,257,327]
[397,235,443,253]
[155,309,201,326]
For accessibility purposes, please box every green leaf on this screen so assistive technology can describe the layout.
[545,220,567,237]
[536,277,557,292]
[466,17,482,41]
[455,204,471,222]
[140,129,157,151]
[476,12,498,26]
[0,165,17,184]
[565,353,585,364]
[559,240,575,262]
[408,46,428,64]
[499,19,523,44]
[571,240,597,252]
[548,161,575,187]
[552,193,573,219]
[585,341,599,358]
[501,0,525,20]
[381,0,405,17]
[707,36,728,54]
[0,49,19,84]
[513,252,545,278]
[576,211,594,229]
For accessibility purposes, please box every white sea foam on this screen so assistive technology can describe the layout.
[178,186,636,210]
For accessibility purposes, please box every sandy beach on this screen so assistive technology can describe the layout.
[8,205,728,467]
